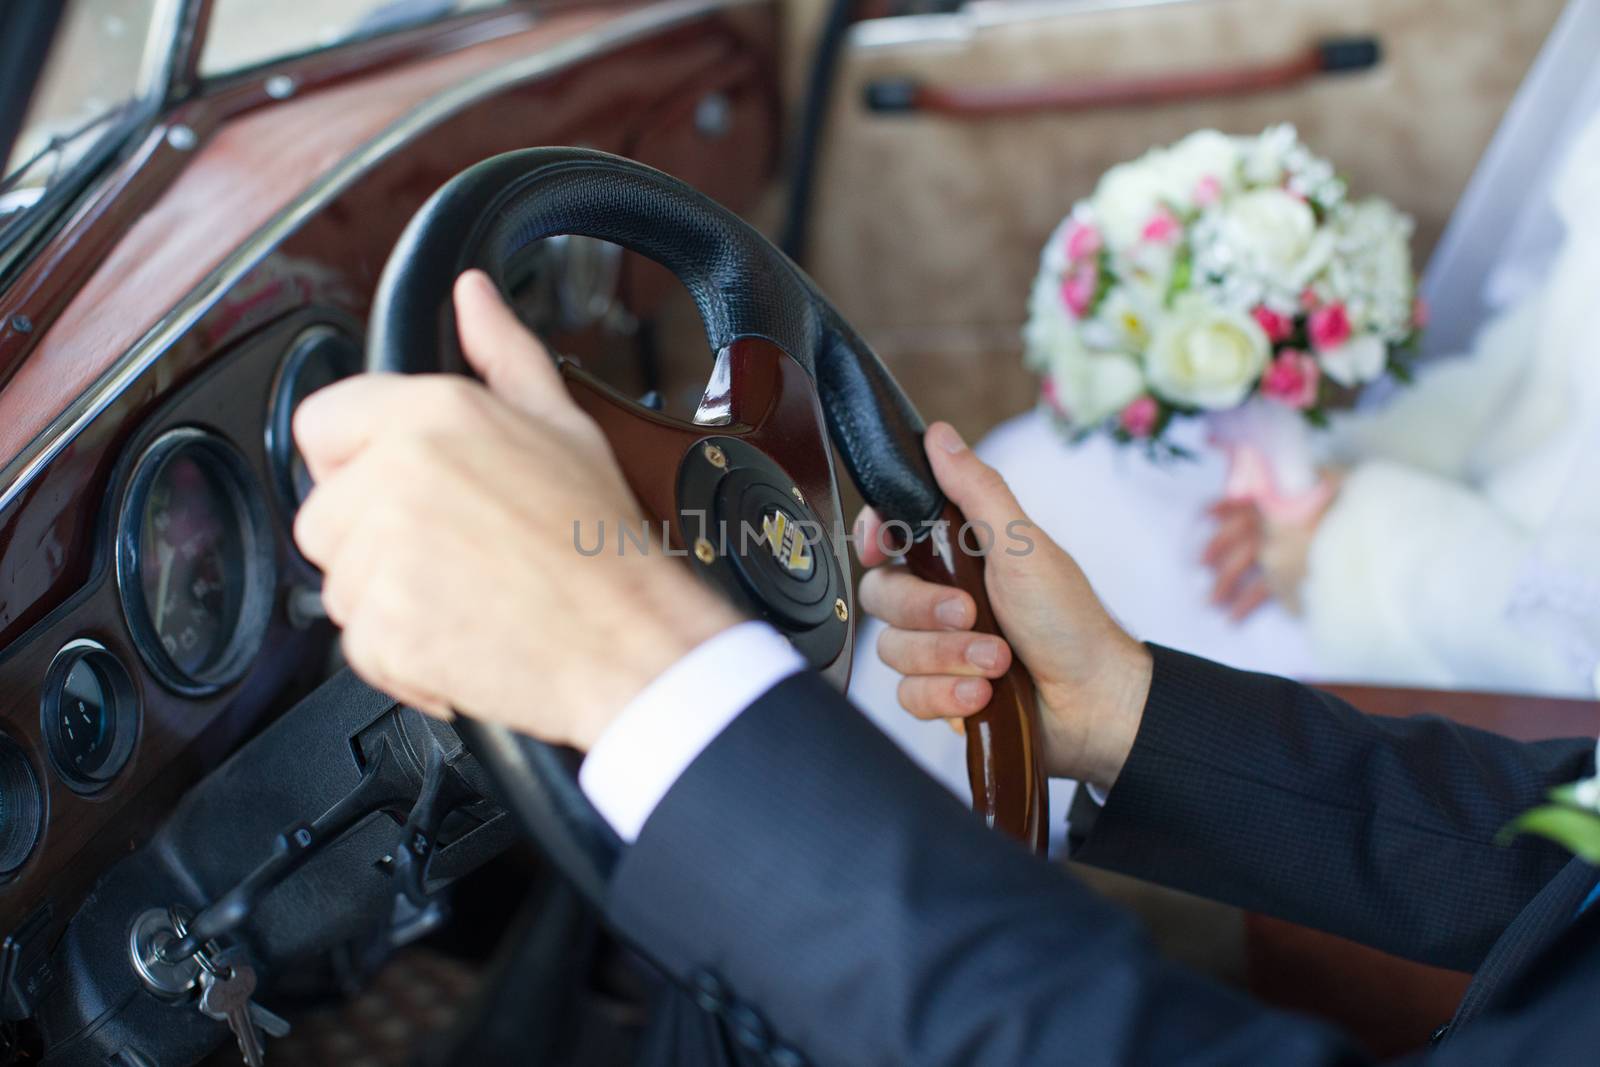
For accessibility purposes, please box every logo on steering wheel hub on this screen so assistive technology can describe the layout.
[760,508,814,578]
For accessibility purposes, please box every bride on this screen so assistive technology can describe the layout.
[847,0,1600,837]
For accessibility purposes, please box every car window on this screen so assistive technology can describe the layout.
[2,0,165,216]
[201,0,511,77]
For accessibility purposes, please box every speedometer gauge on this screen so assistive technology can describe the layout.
[117,429,276,695]
[141,452,244,673]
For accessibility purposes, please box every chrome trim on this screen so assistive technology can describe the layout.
[0,0,761,513]
[139,0,195,100]
[849,0,1201,50]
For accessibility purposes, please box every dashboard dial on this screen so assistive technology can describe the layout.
[42,639,139,791]
[118,430,276,695]
[0,736,42,879]
[58,659,114,770]
[139,451,245,675]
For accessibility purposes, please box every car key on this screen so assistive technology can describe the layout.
[199,959,267,1066]
[249,1000,291,1040]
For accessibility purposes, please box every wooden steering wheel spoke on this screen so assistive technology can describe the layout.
[559,361,705,525]
[899,507,1049,852]
[561,339,842,544]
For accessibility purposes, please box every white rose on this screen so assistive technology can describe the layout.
[1317,334,1388,387]
[1051,347,1145,427]
[1242,123,1298,185]
[1144,294,1270,410]
[1159,130,1240,204]
[1038,213,1074,275]
[1219,188,1326,282]
[1022,269,1073,372]
[1090,285,1159,352]
[1092,156,1170,249]
[1025,278,1144,427]
[1327,198,1416,337]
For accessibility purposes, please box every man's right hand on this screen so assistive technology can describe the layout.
[856,423,1153,790]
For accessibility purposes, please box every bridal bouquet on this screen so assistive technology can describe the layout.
[1024,125,1424,452]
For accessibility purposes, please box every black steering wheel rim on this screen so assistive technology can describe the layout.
[367,148,948,908]
[369,147,942,524]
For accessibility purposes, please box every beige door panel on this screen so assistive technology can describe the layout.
[804,0,1562,435]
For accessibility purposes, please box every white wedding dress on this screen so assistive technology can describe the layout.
[846,0,1600,843]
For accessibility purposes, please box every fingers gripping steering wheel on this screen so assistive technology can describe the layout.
[367,148,1048,904]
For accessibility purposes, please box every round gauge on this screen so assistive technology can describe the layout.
[117,429,277,696]
[0,735,44,879]
[41,639,139,792]
[266,325,362,517]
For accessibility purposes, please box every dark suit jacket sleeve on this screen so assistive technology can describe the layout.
[603,661,1600,1067]
[604,670,1369,1067]
[1071,646,1591,973]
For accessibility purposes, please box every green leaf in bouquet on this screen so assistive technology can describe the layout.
[1089,250,1116,317]
[1163,245,1193,308]
[1387,345,1417,384]
[1498,804,1600,863]
[1302,407,1330,429]
[1143,439,1197,463]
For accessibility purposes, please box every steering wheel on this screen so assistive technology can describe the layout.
[366,148,1047,905]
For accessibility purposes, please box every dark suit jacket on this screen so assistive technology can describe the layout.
[605,646,1600,1065]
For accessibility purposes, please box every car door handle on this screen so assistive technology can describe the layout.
[864,36,1380,116]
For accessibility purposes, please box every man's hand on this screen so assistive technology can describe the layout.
[857,424,1152,789]
[293,270,741,748]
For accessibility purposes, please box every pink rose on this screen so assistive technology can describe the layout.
[1412,295,1430,329]
[1308,303,1351,351]
[1140,207,1182,244]
[1299,287,1320,311]
[1064,220,1102,261]
[1252,306,1294,343]
[1119,395,1160,437]
[1260,350,1320,410]
[1192,175,1223,208]
[1040,375,1068,417]
[1060,263,1097,318]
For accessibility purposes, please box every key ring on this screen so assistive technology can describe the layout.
[168,905,231,980]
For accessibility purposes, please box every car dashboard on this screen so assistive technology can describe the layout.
[0,0,778,1042]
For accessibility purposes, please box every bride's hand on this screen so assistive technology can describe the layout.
[855,423,1152,790]
[1204,479,1341,619]
[1203,499,1270,620]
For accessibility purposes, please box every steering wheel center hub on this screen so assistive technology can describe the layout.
[677,436,846,667]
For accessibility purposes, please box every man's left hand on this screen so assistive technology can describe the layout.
[292,270,741,748]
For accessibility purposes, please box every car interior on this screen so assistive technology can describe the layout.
[0,1,1593,1064]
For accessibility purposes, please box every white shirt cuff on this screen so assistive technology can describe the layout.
[578,620,807,843]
